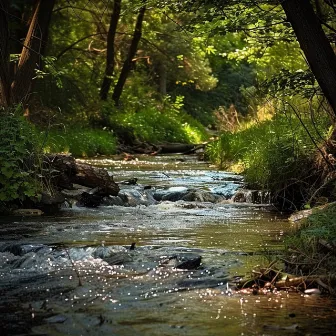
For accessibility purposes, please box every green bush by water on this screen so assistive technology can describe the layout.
[101,97,209,144]
[289,203,336,246]
[45,128,117,157]
[0,108,42,208]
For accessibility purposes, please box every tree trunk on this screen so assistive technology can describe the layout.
[11,0,56,105]
[0,0,10,108]
[112,5,146,106]
[159,61,167,96]
[281,0,336,116]
[100,0,122,100]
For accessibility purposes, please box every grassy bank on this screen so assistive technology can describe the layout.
[100,99,209,145]
[42,97,209,158]
[206,102,332,209]
[285,203,336,293]
[44,128,117,157]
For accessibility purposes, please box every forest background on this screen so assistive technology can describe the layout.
[1,0,336,213]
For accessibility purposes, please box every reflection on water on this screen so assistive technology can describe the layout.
[0,155,335,335]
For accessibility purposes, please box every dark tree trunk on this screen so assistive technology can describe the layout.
[11,0,56,105]
[0,0,10,108]
[281,0,336,116]
[112,5,146,106]
[100,0,121,100]
[159,61,167,96]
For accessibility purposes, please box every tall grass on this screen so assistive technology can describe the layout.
[207,100,332,208]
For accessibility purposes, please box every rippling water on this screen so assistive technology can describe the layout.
[0,155,335,335]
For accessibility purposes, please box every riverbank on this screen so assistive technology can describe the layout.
[284,202,336,294]
[205,104,336,295]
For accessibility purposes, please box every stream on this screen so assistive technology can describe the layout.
[1,155,336,335]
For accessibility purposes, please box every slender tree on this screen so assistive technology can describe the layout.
[0,0,10,108]
[112,4,146,106]
[100,0,122,100]
[11,0,56,104]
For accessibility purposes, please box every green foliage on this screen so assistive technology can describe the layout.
[263,69,317,99]
[207,100,331,207]
[284,203,336,276]
[44,128,117,157]
[0,108,42,206]
[102,96,209,144]
[302,203,336,242]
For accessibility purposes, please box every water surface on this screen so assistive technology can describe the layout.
[0,155,335,335]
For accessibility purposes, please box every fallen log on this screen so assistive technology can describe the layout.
[155,143,205,154]
[44,154,119,201]
[74,163,119,196]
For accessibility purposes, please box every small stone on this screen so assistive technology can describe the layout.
[304,288,321,295]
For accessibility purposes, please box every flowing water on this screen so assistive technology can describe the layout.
[0,155,335,335]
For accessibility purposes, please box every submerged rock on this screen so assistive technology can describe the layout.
[176,254,202,270]
[181,191,223,203]
[211,183,242,198]
[118,189,158,206]
[154,187,224,203]
[154,187,190,202]
[12,209,44,216]
[0,243,48,256]
[232,189,271,204]
[160,253,202,270]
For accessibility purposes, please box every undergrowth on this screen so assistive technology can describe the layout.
[44,128,117,157]
[206,101,332,209]
[284,203,336,282]
[99,95,209,144]
[0,108,42,211]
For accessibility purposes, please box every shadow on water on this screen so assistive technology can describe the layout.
[1,155,336,335]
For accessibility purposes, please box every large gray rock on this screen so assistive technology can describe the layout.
[118,189,158,206]
[232,189,271,204]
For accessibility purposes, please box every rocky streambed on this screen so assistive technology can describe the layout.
[1,154,336,335]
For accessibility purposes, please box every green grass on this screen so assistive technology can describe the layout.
[206,102,331,208]
[104,104,209,144]
[44,128,117,157]
[289,203,336,245]
[284,203,336,279]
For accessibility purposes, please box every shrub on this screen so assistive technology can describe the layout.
[0,108,42,208]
